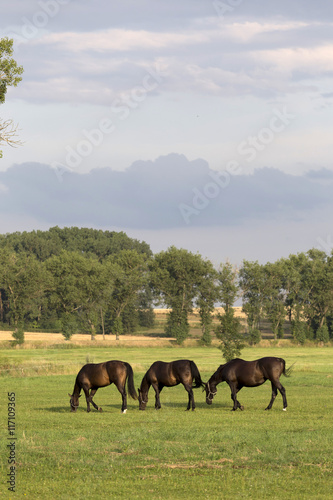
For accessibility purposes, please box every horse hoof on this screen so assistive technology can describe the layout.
[122,409,127,414]
[240,406,244,411]
[98,407,103,412]
[283,408,287,411]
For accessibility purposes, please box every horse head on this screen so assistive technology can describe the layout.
[138,388,148,410]
[68,393,81,412]
[204,382,217,405]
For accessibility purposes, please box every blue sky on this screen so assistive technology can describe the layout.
[1,0,333,265]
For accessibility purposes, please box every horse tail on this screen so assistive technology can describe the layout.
[190,360,204,388]
[281,358,295,377]
[124,362,138,400]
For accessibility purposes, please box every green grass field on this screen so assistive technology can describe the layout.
[1,345,332,499]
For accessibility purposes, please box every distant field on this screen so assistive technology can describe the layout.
[0,345,332,499]
[0,306,294,350]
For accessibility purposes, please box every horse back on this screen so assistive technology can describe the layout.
[258,357,285,380]
[147,360,192,386]
[77,360,126,388]
[218,359,265,386]
[105,360,128,385]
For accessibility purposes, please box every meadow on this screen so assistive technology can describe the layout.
[0,342,332,499]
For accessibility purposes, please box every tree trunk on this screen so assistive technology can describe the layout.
[100,307,105,340]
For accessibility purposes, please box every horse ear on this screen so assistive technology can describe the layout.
[68,393,73,397]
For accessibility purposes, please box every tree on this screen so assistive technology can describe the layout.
[215,262,243,361]
[262,261,287,339]
[195,262,218,345]
[0,37,24,157]
[45,251,109,339]
[239,260,266,343]
[0,249,50,327]
[105,250,149,340]
[304,249,333,333]
[283,250,333,340]
[150,247,216,345]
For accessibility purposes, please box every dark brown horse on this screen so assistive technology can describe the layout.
[138,360,204,411]
[205,357,293,411]
[69,360,137,413]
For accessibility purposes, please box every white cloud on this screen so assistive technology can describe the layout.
[258,44,333,74]
[35,28,209,53]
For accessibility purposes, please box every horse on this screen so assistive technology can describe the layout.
[205,357,294,411]
[68,360,137,413]
[138,360,205,411]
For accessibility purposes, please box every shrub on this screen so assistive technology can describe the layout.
[316,324,330,343]
[165,311,190,345]
[12,325,25,345]
[62,318,77,341]
[292,320,307,344]
[112,317,123,340]
[215,310,244,361]
[200,326,212,346]
[247,327,261,345]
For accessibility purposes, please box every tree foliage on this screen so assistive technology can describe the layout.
[0,37,24,157]
[0,227,333,346]
[215,262,244,360]
[150,246,217,344]
[239,250,333,342]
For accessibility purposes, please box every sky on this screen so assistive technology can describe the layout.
[1,0,333,266]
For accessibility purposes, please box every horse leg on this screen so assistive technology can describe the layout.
[276,381,287,410]
[121,387,128,414]
[265,383,278,410]
[186,385,195,411]
[115,382,127,413]
[89,389,102,412]
[152,384,161,409]
[229,384,244,411]
[82,386,91,412]
[266,381,287,410]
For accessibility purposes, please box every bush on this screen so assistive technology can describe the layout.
[215,310,244,362]
[292,320,307,344]
[200,326,212,346]
[121,305,138,333]
[62,317,77,341]
[138,308,155,328]
[12,325,25,345]
[112,317,123,340]
[165,310,190,345]
[316,324,330,343]
[247,327,261,345]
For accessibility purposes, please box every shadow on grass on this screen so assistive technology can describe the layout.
[42,402,140,413]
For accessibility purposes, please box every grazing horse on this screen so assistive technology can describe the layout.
[69,360,137,413]
[138,360,204,411]
[205,357,293,411]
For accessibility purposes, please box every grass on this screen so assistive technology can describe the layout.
[0,345,332,499]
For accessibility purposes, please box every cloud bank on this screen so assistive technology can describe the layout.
[1,154,332,231]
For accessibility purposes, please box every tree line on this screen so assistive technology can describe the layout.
[0,227,332,352]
